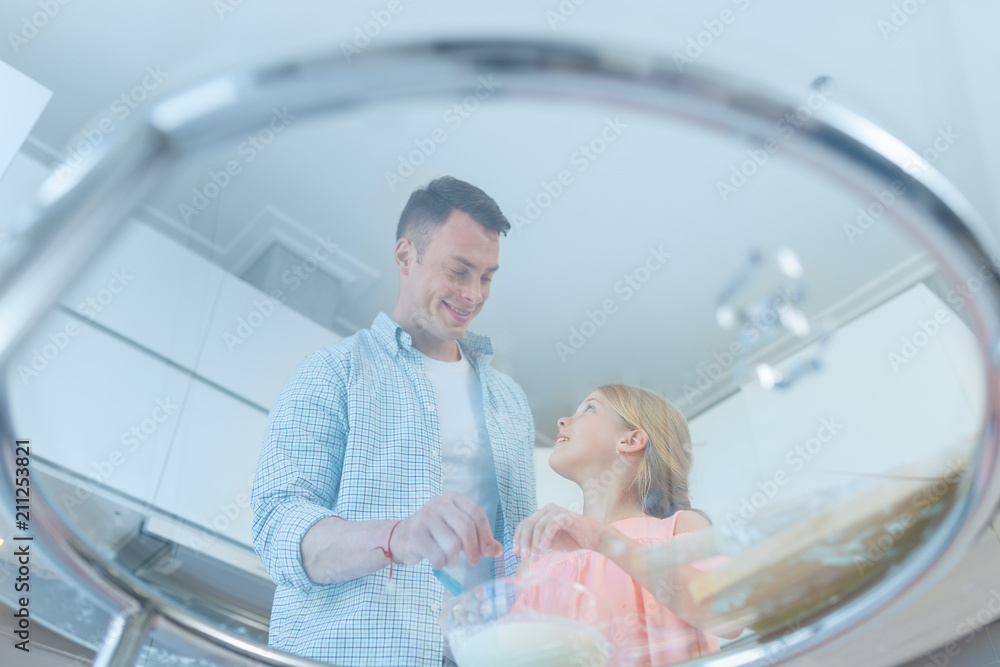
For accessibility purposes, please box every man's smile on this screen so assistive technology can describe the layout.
[443,300,472,321]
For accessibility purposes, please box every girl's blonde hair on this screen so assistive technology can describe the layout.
[597,383,709,522]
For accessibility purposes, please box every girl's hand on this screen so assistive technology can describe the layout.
[513,504,620,557]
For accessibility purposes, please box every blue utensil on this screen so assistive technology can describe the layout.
[433,568,466,596]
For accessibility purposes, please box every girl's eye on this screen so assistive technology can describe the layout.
[584,405,594,413]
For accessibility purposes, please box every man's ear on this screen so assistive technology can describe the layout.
[394,237,415,277]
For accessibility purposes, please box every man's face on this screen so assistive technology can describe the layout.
[404,209,500,343]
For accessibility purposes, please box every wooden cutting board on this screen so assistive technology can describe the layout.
[648,451,970,637]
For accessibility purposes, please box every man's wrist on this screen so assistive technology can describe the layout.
[374,519,405,577]
[385,519,403,563]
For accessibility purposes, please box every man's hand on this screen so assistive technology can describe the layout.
[392,491,503,569]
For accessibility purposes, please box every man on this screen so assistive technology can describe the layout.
[251,176,537,666]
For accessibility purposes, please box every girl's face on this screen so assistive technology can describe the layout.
[549,391,625,481]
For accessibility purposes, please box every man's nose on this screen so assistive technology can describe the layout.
[460,281,483,306]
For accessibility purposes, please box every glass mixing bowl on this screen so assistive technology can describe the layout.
[439,574,617,666]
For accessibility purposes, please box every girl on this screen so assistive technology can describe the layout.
[513,383,738,666]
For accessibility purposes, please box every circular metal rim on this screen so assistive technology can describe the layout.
[0,37,997,667]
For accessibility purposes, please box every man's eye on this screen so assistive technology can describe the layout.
[452,270,466,277]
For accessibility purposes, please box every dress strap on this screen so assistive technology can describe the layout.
[666,510,681,538]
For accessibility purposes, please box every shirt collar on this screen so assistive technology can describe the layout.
[371,311,494,366]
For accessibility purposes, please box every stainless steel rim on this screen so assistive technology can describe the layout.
[1,38,998,666]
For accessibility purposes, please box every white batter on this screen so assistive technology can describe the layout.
[451,618,610,666]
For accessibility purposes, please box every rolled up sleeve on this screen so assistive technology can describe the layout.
[251,349,349,594]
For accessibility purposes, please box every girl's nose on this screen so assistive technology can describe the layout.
[558,416,569,428]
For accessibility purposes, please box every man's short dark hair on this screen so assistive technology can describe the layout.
[396,176,510,256]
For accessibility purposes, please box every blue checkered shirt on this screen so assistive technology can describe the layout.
[251,312,537,666]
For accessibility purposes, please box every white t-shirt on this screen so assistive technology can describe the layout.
[418,344,500,591]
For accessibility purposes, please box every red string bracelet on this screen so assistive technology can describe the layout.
[374,520,403,580]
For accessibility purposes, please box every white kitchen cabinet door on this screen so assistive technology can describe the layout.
[55,220,225,375]
[152,377,268,549]
[5,309,189,506]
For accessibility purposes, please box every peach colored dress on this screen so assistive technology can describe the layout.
[521,513,720,667]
